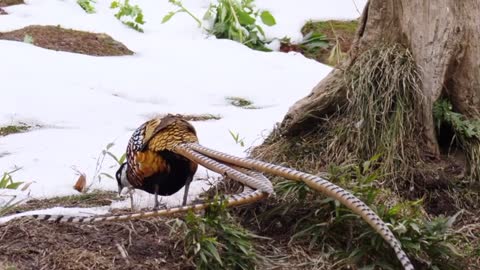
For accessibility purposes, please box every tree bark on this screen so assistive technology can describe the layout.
[280,0,480,158]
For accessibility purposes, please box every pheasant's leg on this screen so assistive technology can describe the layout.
[182,176,192,206]
[154,184,160,209]
[129,189,135,211]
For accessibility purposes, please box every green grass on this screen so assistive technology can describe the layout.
[0,262,17,270]
[278,20,359,65]
[168,197,260,269]
[180,113,222,121]
[330,44,424,185]
[256,157,465,269]
[301,20,358,37]
[0,125,30,136]
[44,192,109,203]
[433,98,480,180]
[0,169,25,217]
[226,96,259,109]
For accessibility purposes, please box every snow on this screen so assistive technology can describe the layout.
[0,0,366,215]
[0,205,110,224]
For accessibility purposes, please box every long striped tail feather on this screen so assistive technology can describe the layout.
[31,189,266,223]
[181,143,414,270]
[174,145,274,194]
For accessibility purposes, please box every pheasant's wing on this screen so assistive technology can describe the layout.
[142,115,198,152]
[126,116,176,187]
[132,150,170,179]
[140,115,178,151]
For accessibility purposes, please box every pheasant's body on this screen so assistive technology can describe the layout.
[130,150,197,196]
[117,115,199,206]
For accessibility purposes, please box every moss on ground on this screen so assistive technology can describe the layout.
[0,125,30,136]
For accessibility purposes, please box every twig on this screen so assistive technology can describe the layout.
[115,241,130,265]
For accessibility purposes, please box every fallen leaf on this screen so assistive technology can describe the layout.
[73,173,86,193]
[21,182,33,191]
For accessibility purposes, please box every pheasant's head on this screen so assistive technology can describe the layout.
[115,162,130,195]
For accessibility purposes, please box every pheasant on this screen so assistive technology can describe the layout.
[116,114,198,208]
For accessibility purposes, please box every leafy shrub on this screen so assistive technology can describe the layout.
[205,0,276,51]
[280,32,329,57]
[168,197,259,269]
[434,99,480,140]
[434,98,480,180]
[162,0,276,51]
[272,155,464,269]
[111,0,145,32]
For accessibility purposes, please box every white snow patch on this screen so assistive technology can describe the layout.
[0,205,110,224]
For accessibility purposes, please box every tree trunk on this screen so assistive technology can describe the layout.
[280,0,480,159]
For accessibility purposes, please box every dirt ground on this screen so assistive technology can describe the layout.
[0,217,188,270]
[0,0,24,15]
[0,0,23,7]
[0,25,133,56]
[0,191,325,270]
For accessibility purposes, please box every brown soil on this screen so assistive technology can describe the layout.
[0,25,134,56]
[0,0,23,7]
[0,7,7,15]
[0,191,189,269]
[406,154,468,216]
[0,218,188,270]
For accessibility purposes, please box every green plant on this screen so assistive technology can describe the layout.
[77,0,96,14]
[280,32,329,57]
[330,45,424,185]
[86,142,126,192]
[23,34,34,44]
[270,155,464,269]
[168,197,259,269]
[228,130,245,147]
[206,0,276,51]
[434,98,480,180]
[0,168,26,217]
[162,0,276,51]
[0,169,23,190]
[434,99,480,140]
[162,0,202,27]
[110,0,145,32]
